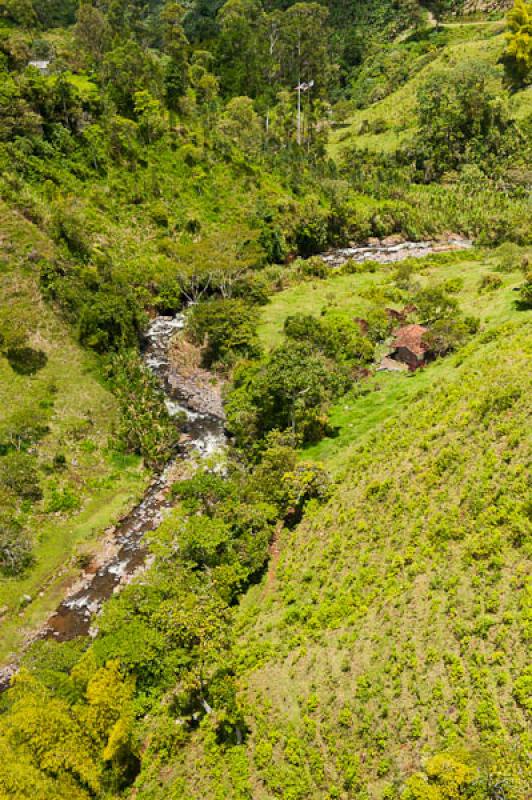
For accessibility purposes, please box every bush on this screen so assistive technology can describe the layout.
[402,752,477,800]
[109,352,182,470]
[78,287,144,354]
[512,666,532,712]
[258,222,288,264]
[474,698,500,732]
[0,452,42,502]
[299,256,329,279]
[393,260,417,290]
[365,306,392,343]
[186,298,262,369]
[495,242,521,273]
[5,346,48,376]
[442,277,464,294]
[517,264,532,308]
[179,515,233,569]
[340,258,379,274]
[478,273,503,293]
[232,274,270,306]
[45,484,80,513]
[0,409,49,454]
[294,199,329,257]
[502,0,532,88]
[414,286,459,323]
[284,312,374,364]
[53,202,93,260]
[0,501,32,575]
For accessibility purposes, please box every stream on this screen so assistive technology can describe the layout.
[43,313,226,643]
[321,235,472,268]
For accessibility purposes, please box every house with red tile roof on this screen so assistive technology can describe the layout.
[390,324,428,369]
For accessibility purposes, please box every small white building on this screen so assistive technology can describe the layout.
[28,60,51,74]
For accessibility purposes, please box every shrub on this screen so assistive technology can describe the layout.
[502,0,532,88]
[0,501,33,575]
[52,202,93,260]
[474,698,500,732]
[258,224,288,265]
[512,666,532,712]
[478,273,503,293]
[109,352,181,470]
[423,317,478,357]
[5,346,48,376]
[179,144,203,167]
[294,199,329,257]
[517,264,532,308]
[0,409,49,454]
[442,277,464,294]
[250,433,330,522]
[78,288,144,353]
[0,452,42,502]
[186,298,262,369]
[179,515,233,569]
[414,286,459,324]
[284,312,374,364]
[299,256,329,279]
[340,258,379,274]
[45,485,81,513]
[393,260,417,290]
[495,242,521,273]
[232,274,270,305]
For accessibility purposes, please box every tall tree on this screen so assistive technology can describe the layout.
[280,2,331,94]
[279,3,332,144]
[217,0,264,97]
[161,1,189,113]
[75,2,109,63]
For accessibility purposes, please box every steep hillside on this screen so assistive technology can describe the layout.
[330,20,530,159]
[0,202,147,661]
[143,306,531,799]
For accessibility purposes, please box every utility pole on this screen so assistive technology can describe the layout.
[297,82,302,145]
[295,80,314,146]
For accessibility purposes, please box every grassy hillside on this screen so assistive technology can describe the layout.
[0,202,147,662]
[144,290,531,799]
[257,247,529,473]
[329,20,529,159]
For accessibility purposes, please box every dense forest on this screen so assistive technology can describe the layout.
[0,0,531,797]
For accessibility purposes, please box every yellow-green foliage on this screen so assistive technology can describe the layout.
[503,0,532,86]
[0,659,136,799]
[150,313,531,799]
